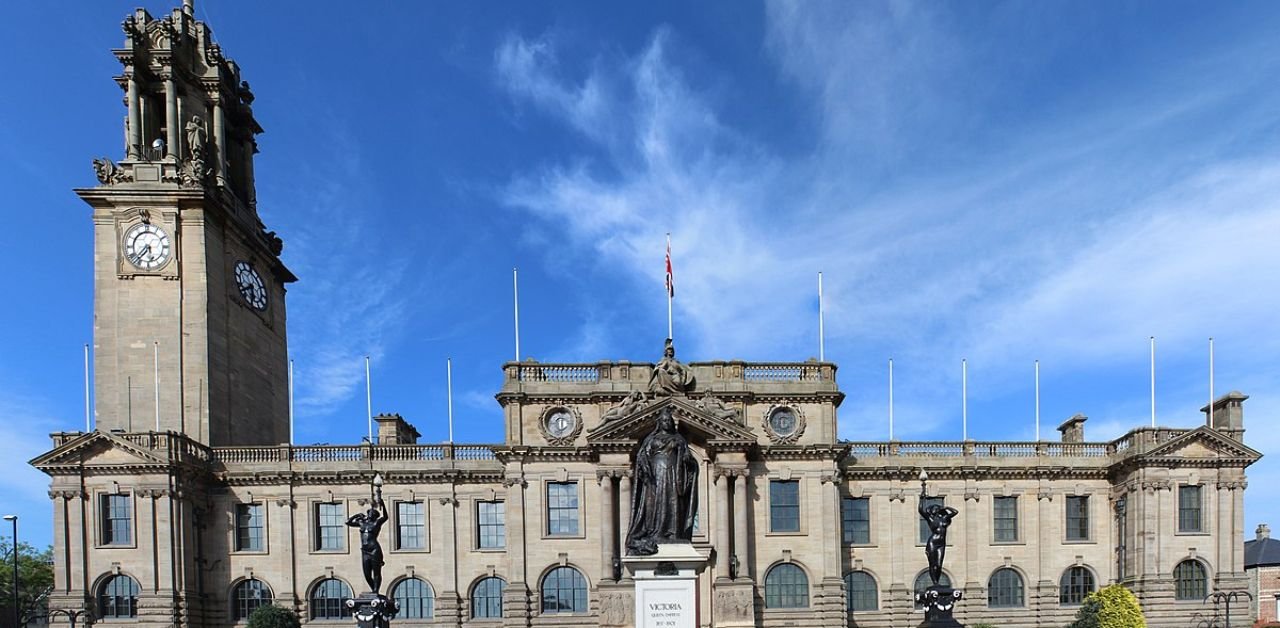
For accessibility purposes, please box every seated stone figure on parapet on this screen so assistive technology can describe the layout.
[602,390,648,424]
[648,338,694,396]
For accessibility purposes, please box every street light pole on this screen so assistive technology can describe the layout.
[3,515,16,628]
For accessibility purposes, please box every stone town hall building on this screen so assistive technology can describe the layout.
[31,3,1261,628]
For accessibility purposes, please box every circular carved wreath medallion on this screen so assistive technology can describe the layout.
[539,406,584,446]
[762,403,806,444]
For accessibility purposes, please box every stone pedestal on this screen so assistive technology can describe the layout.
[622,544,709,628]
[915,586,964,628]
[347,592,399,628]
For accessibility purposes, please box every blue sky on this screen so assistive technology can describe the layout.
[3,2,1280,549]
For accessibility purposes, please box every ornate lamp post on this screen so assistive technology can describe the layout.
[3,515,16,628]
[1205,589,1251,628]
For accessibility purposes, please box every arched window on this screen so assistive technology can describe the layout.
[392,577,435,619]
[472,577,507,619]
[844,571,878,612]
[1174,560,1208,600]
[233,579,273,620]
[541,567,588,614]
[1059,567,1095,605]
[98,574,140,618]
[764,563,809,609]
[310,578,352,620]
[913,571,951,608]
[987,568,1024,608]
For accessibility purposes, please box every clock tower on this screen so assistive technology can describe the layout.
[77,1,295,446]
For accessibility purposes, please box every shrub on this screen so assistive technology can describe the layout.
[1068,584,1146,628]
[247,604,301,628]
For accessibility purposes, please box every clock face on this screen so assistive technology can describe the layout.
[545,409,577,439]
[769,408,799,437]
[123,223,171,271]
[234,261,268,311]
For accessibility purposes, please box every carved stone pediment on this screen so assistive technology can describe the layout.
[586,396,756,447]
[30,431,173,473]
[1140,426,1261,464]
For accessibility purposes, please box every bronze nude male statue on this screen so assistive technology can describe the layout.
[347,477,390,594]
[625,406,699,555]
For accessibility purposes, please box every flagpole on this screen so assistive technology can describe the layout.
[962,358,968,441]
[1149,336,1156,428]
[84,343,92,432]
[1034,360,1040,441]
[818,272,825,362]
[666,233,673,341]
[1208,337,1215,426]
[153,341,160,432]
[365,356,373,443]
[288,359,295,445]
[513,268,521,362]
[447,357,454,444]
[888,358,894,440]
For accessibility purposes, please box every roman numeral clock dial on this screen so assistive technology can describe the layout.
[122,223,171,271]
[234,261,269,311]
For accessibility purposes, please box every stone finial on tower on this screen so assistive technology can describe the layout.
[1202,391,1248,441]
[1057,414,1087,443]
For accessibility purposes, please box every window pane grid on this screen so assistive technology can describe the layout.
[478,501,506,549]
[994,497,1018,542]
[1175,560,1207,600]
[764,564,809,609]
[397,502,425,550]
[98,574,140,618]
[393,577,435,619]
[1065,496,1089,541]
[770,481,800,532]
[987,568,1024,608]
[1059,567,1095,605]
[103,494,132,545]
[236,503,265,551]
[541,567,588,614]
[1179,486,1203,532]
[841,497,870,545]
[310,578,353,620]
[918,497,943,543]
[472,577,506,618]
[317,503,345,550]
[234,579,272,620]
[547,483,579,535]
[844,571,878,612]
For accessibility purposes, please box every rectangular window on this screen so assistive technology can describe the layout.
[770,480,800,532]
[316,502,345,551]
[841,497,870,544]
[546,482,579,535]
[918,497,943,544]
[235,503,265,551]
[994,496,1019,542]
[477,501,505,549]
[396,502,425,550]
[101,494,132,545]
[1179,485,1203,533]
[1065,496,1089,541]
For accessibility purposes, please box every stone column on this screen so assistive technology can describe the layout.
[213,101,227,185]
[164,75,178,159]
[1218,481,1231,577]
[714,471,731,578]
[599,471,615,582]
[126,75,141,159]
[618,472,632,557]
[502,478,530,627]
[732,472,750,580]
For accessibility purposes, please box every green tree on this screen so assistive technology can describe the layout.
[1069,584,1147,628]
[246,604,302,628]
[0,539,54,623]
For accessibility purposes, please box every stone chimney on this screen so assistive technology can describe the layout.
[1057,414,1087,443]
[1202,391,1248,441]
[375,413,421,445]
[1259,523,1271,541]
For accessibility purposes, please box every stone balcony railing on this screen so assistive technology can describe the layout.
[500,359,837,395]
[213,443,499,464]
